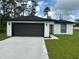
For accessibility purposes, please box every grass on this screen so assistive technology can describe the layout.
[0,24,8,41]
[0,33,8,41]
[45,30,79,59]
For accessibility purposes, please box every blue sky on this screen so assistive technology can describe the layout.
[44,0,56,6]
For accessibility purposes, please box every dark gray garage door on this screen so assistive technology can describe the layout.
[12,23,44,37]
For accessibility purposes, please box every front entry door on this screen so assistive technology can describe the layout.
[49,25,53,34]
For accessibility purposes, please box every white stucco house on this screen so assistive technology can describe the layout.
[6,16,74,37]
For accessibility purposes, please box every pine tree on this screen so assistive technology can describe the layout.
[44,7,50,18]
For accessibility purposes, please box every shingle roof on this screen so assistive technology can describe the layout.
[6,16,56,21]
[54,20,74,24]
[6,16,74,24]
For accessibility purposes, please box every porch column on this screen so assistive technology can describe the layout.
[44,23,49,37]
[7,21,12,36]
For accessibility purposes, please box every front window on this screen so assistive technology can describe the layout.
[61,24,66,33]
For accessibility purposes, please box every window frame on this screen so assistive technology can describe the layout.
[61,24,67,33]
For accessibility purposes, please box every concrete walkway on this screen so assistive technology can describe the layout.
[45,35,59,40]
[0,37,49,59]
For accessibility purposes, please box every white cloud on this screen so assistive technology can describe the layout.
[69,15,75,19]
[48,11,58,19]
[52,0,79,21]
[38,1,48,8]
[55,0,79,10]
[48,11,54,16]
[35,6,40,16]
[69,15,75,22]
[36,0,79,21]
[36,6,40,12]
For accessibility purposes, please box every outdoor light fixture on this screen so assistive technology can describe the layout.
[8,22,10,26]
[46,24,47,26]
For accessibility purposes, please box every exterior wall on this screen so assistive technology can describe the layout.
[7,21,54,37]
[67,24,73,35]
[7,21,12,36]
[44,23,50,37]
[54,24,74,35]
[54,24,60,34]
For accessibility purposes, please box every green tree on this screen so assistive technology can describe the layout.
[75,19,79,23]
[0,0,17,28]
[30,0,38,16]
[44,7,50,18]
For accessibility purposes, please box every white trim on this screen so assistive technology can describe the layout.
[10,21,54,24]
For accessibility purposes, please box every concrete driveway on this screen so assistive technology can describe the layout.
[0,37,49,59]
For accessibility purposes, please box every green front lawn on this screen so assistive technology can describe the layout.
[0,33,7,41]
[45,30,79,59]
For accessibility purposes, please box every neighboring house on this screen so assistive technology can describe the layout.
[74,22,79,29]
[6,16,74,37]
